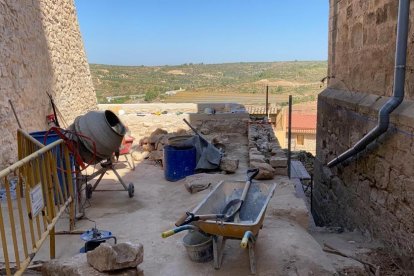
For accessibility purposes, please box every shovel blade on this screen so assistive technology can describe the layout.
[222,199,242,221]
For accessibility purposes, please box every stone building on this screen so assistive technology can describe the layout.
[314,0,414,263]
[0,0,97,169]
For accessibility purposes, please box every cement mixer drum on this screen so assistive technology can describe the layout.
[69,110,126,163]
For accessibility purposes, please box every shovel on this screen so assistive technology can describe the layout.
[220,168,259,221]
[177,168,259,226]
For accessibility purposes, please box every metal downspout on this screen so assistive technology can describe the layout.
[327,0,411,168]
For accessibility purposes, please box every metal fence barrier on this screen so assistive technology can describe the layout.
[0,129,75,275]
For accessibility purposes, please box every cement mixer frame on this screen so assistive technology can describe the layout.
[78,159,135,199]
[47,110,136,201]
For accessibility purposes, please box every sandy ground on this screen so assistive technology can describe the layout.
[12,133,335,275]
[2,132,388,275]
[32,160,335,275]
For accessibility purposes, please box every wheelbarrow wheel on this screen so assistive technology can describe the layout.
[85,184,93,199]
[128,183,135,198]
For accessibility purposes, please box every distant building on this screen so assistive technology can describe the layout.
[165,88,184,96]
[275,102,317,155]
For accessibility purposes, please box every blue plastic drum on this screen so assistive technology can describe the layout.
[30,130,75,201]
[163,145,196,181]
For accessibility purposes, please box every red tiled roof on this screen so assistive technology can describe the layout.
[288,114,317,130]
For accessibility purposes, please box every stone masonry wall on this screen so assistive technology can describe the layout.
[98,104,249,140]
[0,0,96,169]
[315,89,414,258]
[327,0,414,99]
[315,0,414,262]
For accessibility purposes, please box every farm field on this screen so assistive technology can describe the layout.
[90,61,327,105]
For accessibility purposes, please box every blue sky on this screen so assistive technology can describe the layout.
[74,0,328,66]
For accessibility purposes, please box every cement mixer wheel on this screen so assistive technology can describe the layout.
[128,183,135,198]
[86,184,93,199]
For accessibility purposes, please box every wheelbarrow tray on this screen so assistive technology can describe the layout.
[192,181,276,239]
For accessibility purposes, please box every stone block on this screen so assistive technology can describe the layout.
[269,156,287,168]
[148,150,163,161]
[42,253,143,276]
[142,144,155,152]
[219,157,239,173]
[272,148,286,157]
[373,157,390,189]
[274,167,288,176]
[249,153,266,163]
[377,190,388,206]
[249,148,260,154]
[200,128,210,135]
[250,161,275,180]
[131,151,148,162]
[149,128,168,140]
[87,242,144,272]
[370,187,378,203]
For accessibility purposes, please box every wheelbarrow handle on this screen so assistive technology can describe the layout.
[241,231,255,248]
[161,225,199,238]
[176,212,226,226]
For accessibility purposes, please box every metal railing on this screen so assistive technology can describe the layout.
[0,129,75,275]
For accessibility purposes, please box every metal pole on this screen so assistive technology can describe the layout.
[287,95,292,179]
[9,99,22,129]
[310,173,313,215]
[265,85,269,118]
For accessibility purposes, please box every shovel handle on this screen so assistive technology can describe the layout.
[175,212,190,227]
[240,169,260,202]
[246,168,260,182]
[183,118,200,136]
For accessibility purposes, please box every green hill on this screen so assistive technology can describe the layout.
[90,61,327,105]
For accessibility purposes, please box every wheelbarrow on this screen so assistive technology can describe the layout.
[162,175,277,274]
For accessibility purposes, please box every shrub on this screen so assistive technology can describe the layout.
[144,90,159,102]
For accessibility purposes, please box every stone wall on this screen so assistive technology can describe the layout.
[315,0,414,261]
[0,0,96,169]
[98,104,249,140]
[327,0,414,99]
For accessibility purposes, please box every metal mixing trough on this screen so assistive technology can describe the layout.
[163,180,276,274]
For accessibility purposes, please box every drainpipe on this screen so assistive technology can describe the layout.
[327,0,411,168]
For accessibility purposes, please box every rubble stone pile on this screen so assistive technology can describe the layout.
[248,123,288,179]
[42,242,144,275]
[132,128,189,163]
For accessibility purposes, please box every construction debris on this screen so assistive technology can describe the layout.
[42,253,143,276]
[130,150,149,162]
[323,243,380,276]
[87,242,144,272]
[250,161,275,180]
[183,173,222,194]
[219,157,239,173]
[138,128,189,164]
[248,122,288,178]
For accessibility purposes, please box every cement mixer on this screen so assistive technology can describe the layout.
[59,110,135,200]
[67,110,127,163]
